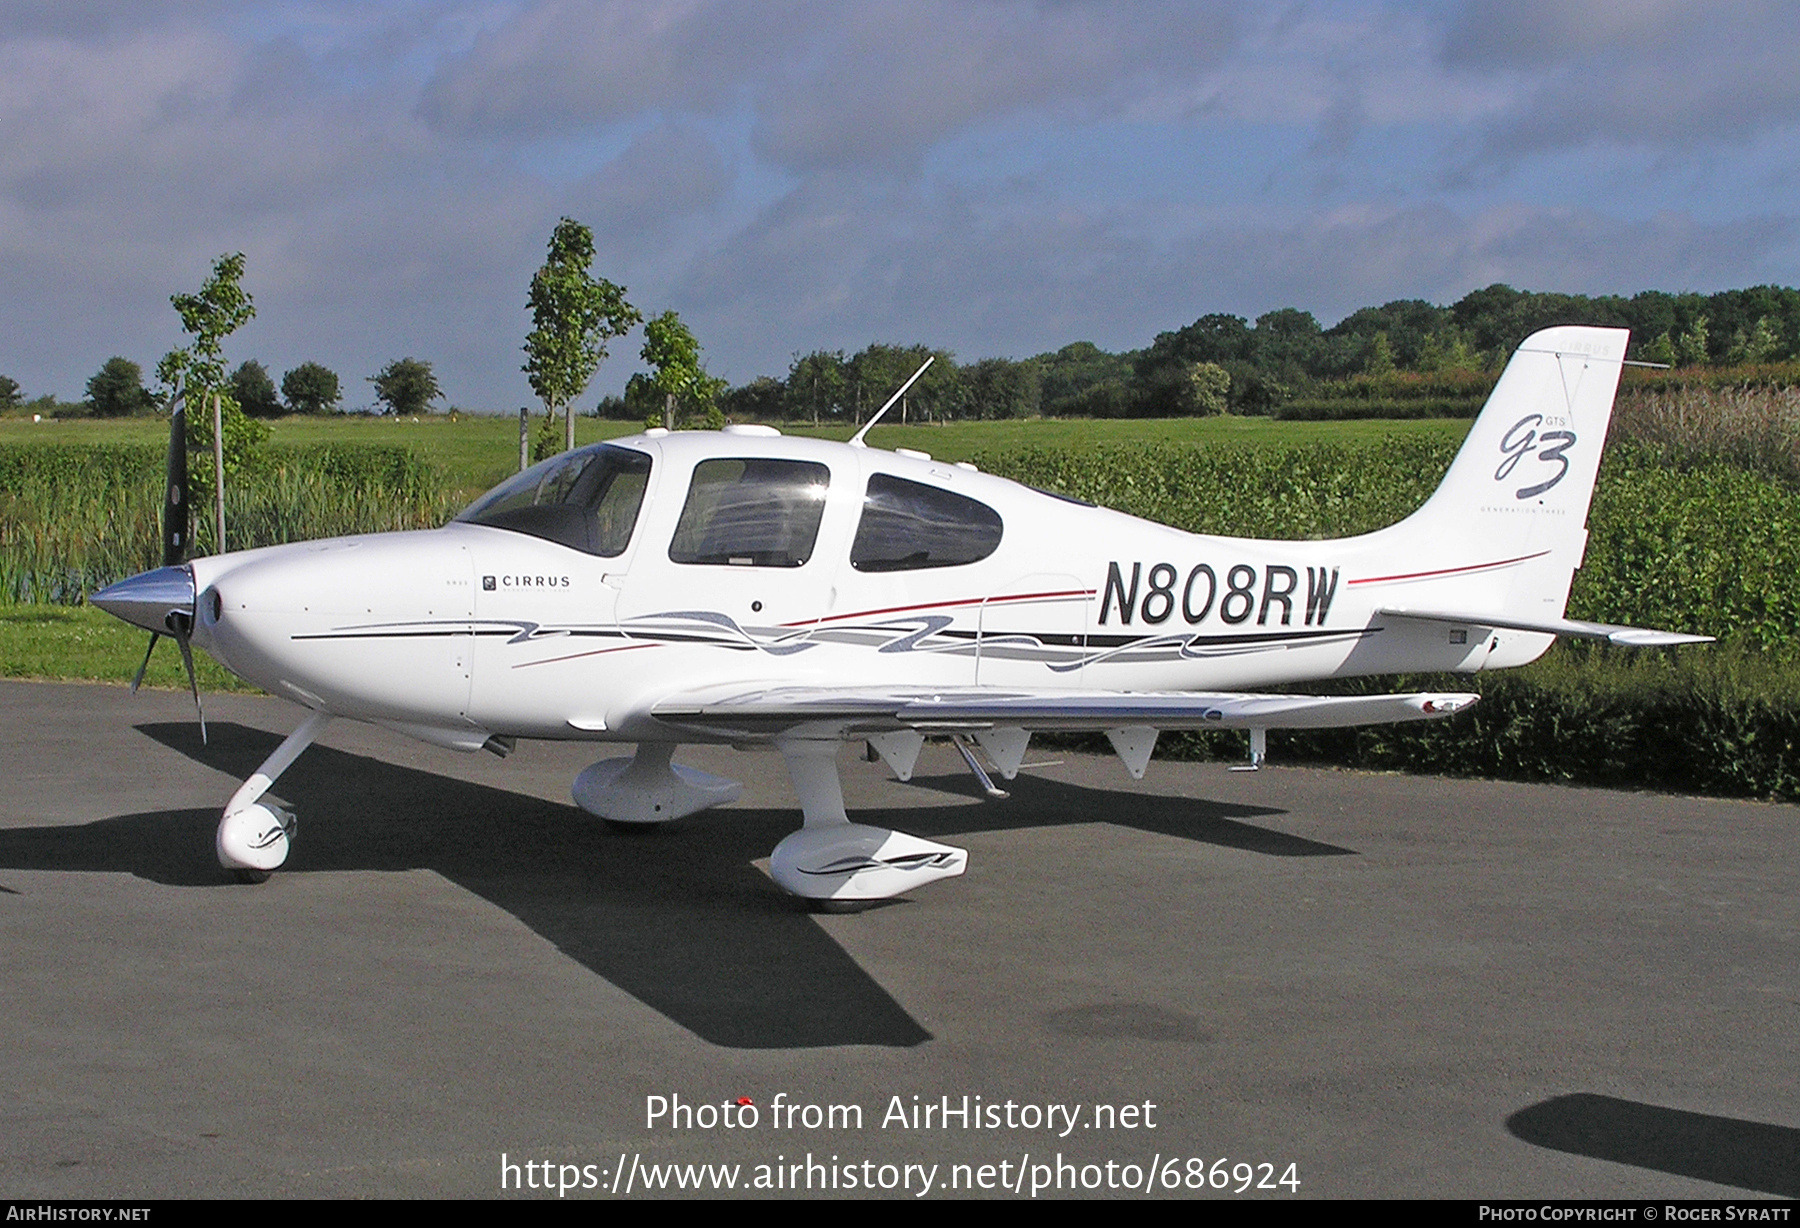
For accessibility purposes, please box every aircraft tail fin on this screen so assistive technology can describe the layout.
[1364,326,1630,634]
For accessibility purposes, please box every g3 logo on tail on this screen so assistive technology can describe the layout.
[1496,414,1577,499]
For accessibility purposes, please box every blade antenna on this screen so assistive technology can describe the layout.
[849,356,934,448]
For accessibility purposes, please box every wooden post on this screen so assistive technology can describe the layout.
[564,399,575,453]
[212,390,226,554]
[519,406,529,472]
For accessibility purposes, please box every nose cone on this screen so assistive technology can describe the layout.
[90,565,195,634]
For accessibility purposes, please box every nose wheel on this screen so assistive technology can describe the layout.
[216,711,331,881]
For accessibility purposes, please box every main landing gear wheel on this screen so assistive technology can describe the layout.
[771,740,968,905]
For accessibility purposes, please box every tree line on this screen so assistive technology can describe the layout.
[11,267,1800,426]
[670,283,1800,424]
[0,354,447,420]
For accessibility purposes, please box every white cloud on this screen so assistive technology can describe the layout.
[423,0,1243,171]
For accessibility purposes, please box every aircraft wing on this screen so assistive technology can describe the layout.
[1376,607,1713,646]
[650,684,1478,740]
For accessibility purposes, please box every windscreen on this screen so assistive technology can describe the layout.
[455,444,651,557]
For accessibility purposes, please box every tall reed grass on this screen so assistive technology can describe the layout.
[1610,384,1800,487]
[0,443,461,603]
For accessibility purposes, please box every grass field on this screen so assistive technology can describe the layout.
[0,604,252,691]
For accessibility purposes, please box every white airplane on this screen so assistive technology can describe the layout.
[93,326,1707,904]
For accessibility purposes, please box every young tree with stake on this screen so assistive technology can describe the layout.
[156,252,261,553]
[523,218,640,455]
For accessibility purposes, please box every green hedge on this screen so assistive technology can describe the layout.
[1149,646,1800,800]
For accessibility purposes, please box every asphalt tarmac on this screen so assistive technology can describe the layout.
[1,679,1795,1200]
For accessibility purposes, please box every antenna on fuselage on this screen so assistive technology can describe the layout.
[849,356,934,448]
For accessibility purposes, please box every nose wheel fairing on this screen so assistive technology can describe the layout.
[215,711,332,876]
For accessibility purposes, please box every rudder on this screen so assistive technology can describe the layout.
[1373,326,1629,625]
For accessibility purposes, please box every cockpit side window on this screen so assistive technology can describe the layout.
[454,444,651,557]
[669,458,831,567]
[851,473,1003,572]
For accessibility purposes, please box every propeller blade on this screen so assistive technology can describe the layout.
[130,631,160,694]
[173,622,207,745]
[163,390,188,567]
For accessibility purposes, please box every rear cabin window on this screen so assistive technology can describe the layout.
[851,473,1003,572]
[455,444,650,557]
[669,458,831,567]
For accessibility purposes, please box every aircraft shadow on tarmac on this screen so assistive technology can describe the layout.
[0,721,1344,1052]
[1508,1093,1800,1197]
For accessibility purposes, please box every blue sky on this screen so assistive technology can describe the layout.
[5,1,1798,410]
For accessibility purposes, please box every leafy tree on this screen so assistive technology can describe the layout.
[1327,300,1448,369]
[1053,378,1132,417]
[787,349,847,425]
[1188,362,1230,415]
[1134,358,1231,416]
[281,362,341,414]
[1727,316,1780,365]
[1032,341,1133,415]
[962,357,1040,420]
[719,375,786,422]
[846,343,960,422]
[524,217,640,453]
[1135,312,1294,414]
[1640,333,1677,367]
[1144,313,1253,368]
[1416,327,1479,373]
[157,253,266,517]
[86,357,154,417]
[0,374,19,410]
[369,357,441,416]
[1450,283,1631,358]
[1676,317,1710,367]
[230,360,281,418]
[1365,332,1395,375]
[641,311,724,429]
[157,252,255,407]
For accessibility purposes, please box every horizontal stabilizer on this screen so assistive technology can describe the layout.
[1378,607,1712,647]
[653,684,1478,738]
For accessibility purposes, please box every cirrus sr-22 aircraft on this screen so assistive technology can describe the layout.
[93,326,1707,905]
